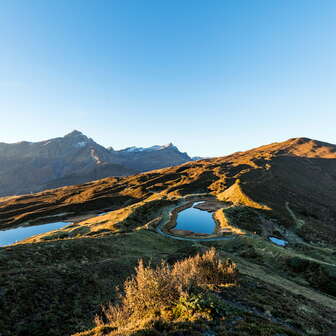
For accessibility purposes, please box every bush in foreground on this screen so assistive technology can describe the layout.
[94,248,238,334]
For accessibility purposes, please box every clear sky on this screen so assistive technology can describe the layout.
[0,0,336,157]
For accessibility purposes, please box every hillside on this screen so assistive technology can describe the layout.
[2,137,336,244]
[0,137,335,335]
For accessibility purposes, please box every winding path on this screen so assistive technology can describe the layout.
[155,201,237,242]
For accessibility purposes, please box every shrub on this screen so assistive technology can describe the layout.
[172,248,237,290]
[172,292,227,321]
[95,248,238,331]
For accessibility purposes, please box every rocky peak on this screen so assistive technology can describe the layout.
[61,130,95,149]
[163,142,174,148]
[64,130,87,138]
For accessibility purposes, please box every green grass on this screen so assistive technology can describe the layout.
[0,230,191,336]
[222,206,264,235]
[1,200,335,336]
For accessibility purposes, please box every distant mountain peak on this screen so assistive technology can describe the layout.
[64,130,86,138]
[63,130,95,148]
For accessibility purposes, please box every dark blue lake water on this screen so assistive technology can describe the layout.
[175,207,215,234]
[0,221,70,246]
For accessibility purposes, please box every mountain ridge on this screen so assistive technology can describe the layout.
[0,130,193,196]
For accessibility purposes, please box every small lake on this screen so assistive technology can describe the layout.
[175,205,216,234]
[0,221,71,247]
[269,236,288,247]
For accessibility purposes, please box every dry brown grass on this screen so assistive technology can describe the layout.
[94,248,237,332]
[171,248,237,290]
[213,208,246,235]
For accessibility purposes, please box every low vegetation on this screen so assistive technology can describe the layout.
[73,244,329,336]
[222,206,264,235]
[90,248,237,335]
[2,228,336,335]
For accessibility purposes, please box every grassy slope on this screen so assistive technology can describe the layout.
[0,230,192,336]
[1,224,335,335]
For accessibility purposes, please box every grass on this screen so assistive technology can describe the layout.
[1,199,336,336]
[213,208,246,235]
[221,206,264,235]
[92,248,237,333]
[285,202,305,230]
[74,248,304,336]
[0,230,192,336]
[205,235,336,304]
[21,199,176,244]
[2,228,336,336]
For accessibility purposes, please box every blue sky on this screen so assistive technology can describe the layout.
[0,0,336,157]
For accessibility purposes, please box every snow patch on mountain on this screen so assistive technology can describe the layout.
[90,148,102,164]
[74,141,87,148]
[120,143,176,153]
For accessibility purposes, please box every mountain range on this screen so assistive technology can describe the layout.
[0,130,195,196]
